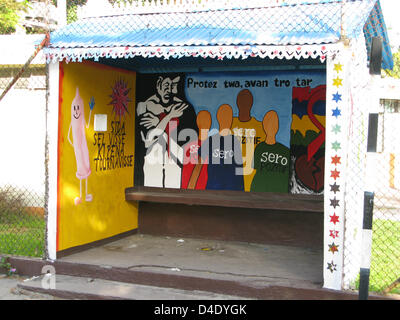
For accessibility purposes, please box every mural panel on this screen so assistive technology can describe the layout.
[135,70,326,194]
[291,85,326,194]
[58,61,138,252]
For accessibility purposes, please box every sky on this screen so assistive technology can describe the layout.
[380,0,400,49]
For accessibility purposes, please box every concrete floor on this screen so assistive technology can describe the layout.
[5,234,398,299]
[59,233,324,290]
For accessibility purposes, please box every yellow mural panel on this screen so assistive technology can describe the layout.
[57,61,137,252]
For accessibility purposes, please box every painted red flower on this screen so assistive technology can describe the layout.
[109,79,131,119]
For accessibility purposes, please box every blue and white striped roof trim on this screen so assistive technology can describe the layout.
[44,0,393,70]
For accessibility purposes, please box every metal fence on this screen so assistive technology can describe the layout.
[0,0,398,296]
[0,63,47,258]
[368,99,400,295]
[340,42,400,296]
[0,0,51,259]
[0,59,48,258]
[0,186,46,257]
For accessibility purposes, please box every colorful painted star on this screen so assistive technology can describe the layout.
[329,243,339,254]
[331,169,340,180]
[333,77,343,88]
[332,107,342,118]
[332,124,341,135]
[332,92,342,103]
[108,79,131,119]
[330,197,340,209]
[330,182,340,194]
[329,230,340,239]
[330,213,340,225]
[334,63,343,73]
[332,141,341,152]
[327,261,337,273]
[331,155,341,166]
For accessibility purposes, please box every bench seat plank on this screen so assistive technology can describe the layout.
[125,186,324,213]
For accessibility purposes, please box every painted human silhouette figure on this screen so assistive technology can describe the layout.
[137,76,197,188]
[250,110,290,193]
[185,110,211,189]
[236,89,253,122]
[232,89,264,191]
[67,87,94,205]
[195,104,244,191]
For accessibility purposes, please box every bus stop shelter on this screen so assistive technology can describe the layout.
[42,0,393,293]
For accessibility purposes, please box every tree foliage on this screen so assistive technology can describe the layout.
[0,0,28,34]
[384,49,400,79]
[50,0,89,24]
[65,0,87,23]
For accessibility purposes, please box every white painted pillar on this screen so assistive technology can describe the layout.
[46,61,60,261]
[323,43,350,290]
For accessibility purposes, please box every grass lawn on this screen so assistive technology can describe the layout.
[0,212,45,258]
[369,219,400,294]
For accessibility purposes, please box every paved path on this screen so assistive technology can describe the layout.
[0,275,58,300]
[16,274,251,300]
[1,273,250,300]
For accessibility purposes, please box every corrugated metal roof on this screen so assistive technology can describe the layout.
[45,0,393,69]
[363,0,393,70]
[48,2,353,47]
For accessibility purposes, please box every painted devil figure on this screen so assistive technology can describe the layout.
[135,74,197,188]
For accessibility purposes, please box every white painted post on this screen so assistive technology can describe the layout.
[323,44,349,290]
[46,62,60,261]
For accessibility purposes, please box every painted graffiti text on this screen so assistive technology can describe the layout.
[93,120,134,171]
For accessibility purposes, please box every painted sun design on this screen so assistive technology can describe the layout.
[109,79,131,119]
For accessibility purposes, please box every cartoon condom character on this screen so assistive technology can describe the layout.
[67,87,94,205]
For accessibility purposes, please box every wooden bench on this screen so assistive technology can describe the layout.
[125,186,324,213]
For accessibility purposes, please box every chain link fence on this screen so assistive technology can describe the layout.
[0,0,398,296]
[343,94,400,296]
[368,98,400,295]
[0,0,52,259]
[0,60,47,258]
[342,38,400,296]
[0,64,47,258]
[0,186,46,257]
